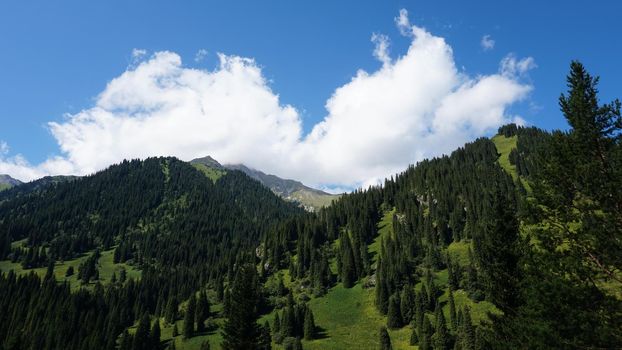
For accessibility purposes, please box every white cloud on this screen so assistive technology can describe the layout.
[195,49,208,62]
[0,10,534,190]
[396,9,412,36]
[481,35,495,51]
[132,48,147,58]
[500,54,537,77]
[0,141,8,155]
[371,33,391,66]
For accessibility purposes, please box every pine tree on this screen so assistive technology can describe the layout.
[379,326,392,350]
[433,301,451,350]
[183,294,196,339]
[134,313,151,350]
[303,307,316,340]
[221,264,262,349]
[273,311,281,335]
[150,319,161,350]
[462,307,475,350]
[420,316,433,350]
[165,297,178,325]
[172,324,179,337]
[196,291,210,332]
[387,294,403,329]
[400,285,415,324]
[259,321,272,350]
[410,324,419,345]
[448,288,457,331]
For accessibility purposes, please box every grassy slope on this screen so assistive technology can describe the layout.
[491,134,518,180]
[289,189,340,210]
[192,163,226,183]
[0,247,141,291]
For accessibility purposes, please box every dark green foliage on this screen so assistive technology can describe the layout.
[183,294,196,339]
[134,313,152,350]
[150,319,161,350]
[400,285,415,324]
[448,288,457,331]
[303,307,316,340]
[221,264,262,349]
[433,301,452,350]
[386,294,403,329]
[409,324,418,345]
[195,291,210,332]
[379,326,392,350]
[259,322,272,350]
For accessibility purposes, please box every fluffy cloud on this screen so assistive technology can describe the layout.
[0,10,534,190]
[481,35,495,51]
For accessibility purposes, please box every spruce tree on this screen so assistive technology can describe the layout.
[387,294,403,329]
[379,326,392,350]
[400,285,415,324]
[150,319,161,350]
[303,307,316,340]
[183,294,196,339]
[221,264,262,349]
[433,301,451,350]
[200,340,210,350]
[195,291,209,332]
[448,288,457,331]
[462,307,475,350]
[410,324,418,345]
[134,313,151,350]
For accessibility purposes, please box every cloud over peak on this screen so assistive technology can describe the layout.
[0,10,534,191]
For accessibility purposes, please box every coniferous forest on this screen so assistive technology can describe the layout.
[0,62,620,349]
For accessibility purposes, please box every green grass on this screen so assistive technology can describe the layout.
[303,283,412,350]
[492,134,532,192]
[192,163,226,183]
[289,189,340,210]
[491,134,518,180]
[369,209,396,268]
[0,247,141,290]
[0,183,11,191]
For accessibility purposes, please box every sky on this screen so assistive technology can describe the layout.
[0,0,620,191]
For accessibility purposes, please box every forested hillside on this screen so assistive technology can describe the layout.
[0,62,620,350]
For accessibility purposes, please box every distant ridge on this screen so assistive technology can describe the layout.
[189,156,339,210]
[0,174,22,191]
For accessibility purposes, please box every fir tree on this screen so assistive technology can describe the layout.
[410,324,419,345]
[433,301,451,350]
[133,313,151,350]
[387,294,403,329]
[195,291,210,332]
[150,319,161,350]
[183,294,196,339]
[303,307,316,340]
[400,285,415,324]
[379,326,392,350]
[221,264,262,349]
[448,288,457,331]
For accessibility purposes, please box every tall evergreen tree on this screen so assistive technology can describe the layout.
[221,264,262,349]
[303,307,316,340]
[387,294,403,329]
[379,326,392,350]
[150,319,161,350]
[183,294,196,339]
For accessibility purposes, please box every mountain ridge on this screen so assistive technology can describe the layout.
[190,156,339,210]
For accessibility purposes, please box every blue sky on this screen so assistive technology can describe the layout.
[0,1,620,187]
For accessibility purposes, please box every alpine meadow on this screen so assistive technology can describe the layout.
[0,2,621,350]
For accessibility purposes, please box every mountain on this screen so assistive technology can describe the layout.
[0,175,79,200]
[190,156,339,210]
[0,174,21,191]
